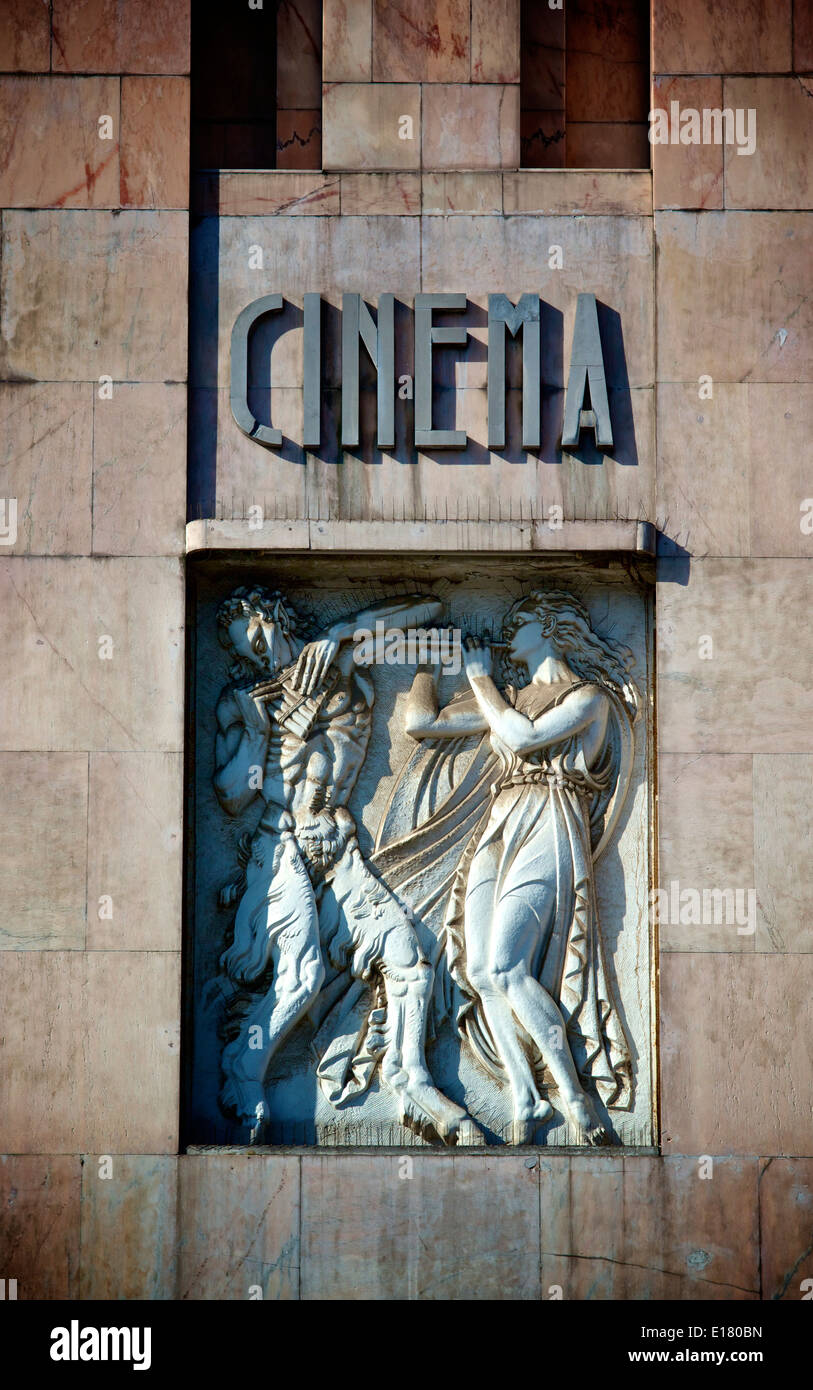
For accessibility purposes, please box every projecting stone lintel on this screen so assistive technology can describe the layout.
[185,518,656,555]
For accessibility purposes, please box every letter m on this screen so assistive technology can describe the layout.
[488,294,540,449]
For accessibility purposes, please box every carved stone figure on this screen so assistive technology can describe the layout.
[212,586,477,1145]
[374,590,638,1145]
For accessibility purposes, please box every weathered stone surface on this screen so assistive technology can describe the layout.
[0,211,188,382]
[92,383,186,556]
[520,110,565,168]
[0,76,119,209]
[724,78,813,212]
[749,386,813,557]
[189,389,308,525]
[195,172,340,217]
[656,213,813,384]
[179,1154,299,1299]
[656,383,749,556]
[275,109,322,171]
[0,752,87,950]
[656,559,813,753]
[658,754,755,953]
[420,215,654,386]
[472,0,520,83]
[795,0,813,70]
[0,558,184,752]
[566,53,647,124]
[660,953,813,1155]
[503,169,651,215]
[0,951,180,1152]
[565,122,650,170]
[323,82,421,169]
[51,0,191,74]
[79,1155,177,1299]
[277,0,322,109]
[753,755,813,953]
[652,0,791,73]
[342,172,421,215]
[651,77,724,211]
[539,1154,759,1300]
[422,84,520,169]
[422,171,501,214]
[0,0,50,72]
[0,382,92,555]
[301,1155,540,1298]
[86,752,182,951]
[120,77,189,209]
[323,0,372,82]
[372,0,470,82]
[0,1156,81,1299]
[759,1157,813,1301]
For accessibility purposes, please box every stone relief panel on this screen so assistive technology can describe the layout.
[185,558,654,1147]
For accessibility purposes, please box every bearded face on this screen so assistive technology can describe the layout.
[226,610,297,677]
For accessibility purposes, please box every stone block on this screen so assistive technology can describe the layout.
[565,123,650,170]
[0,557,184,752]
[651,77,724,211]
[472,0,520,83]
[323,82,421,170]
[341,172,421,214]
[92,383,186,556]
[520,110,565,168]
[422,84,520,170]
[657,753,755,953]
[0,210,188,383]
[276,109,322,170]
[759,1157,813,1301]
[747,384,813,557]
[503,170,651,215]
[422,171,502,213]
[420,214,654,387]
[0,75,119,209]
[754,755,813,953]
[51,0,191,74]
[539,1154,759,1300]
[195,172,340,217]
[323,0,372,82]
[0,1156,81,1299]
[189,388,308,524]
[301,1155,540,1298]
[566,53,648,124]
[652,0,791,74]
[0,752,88,950]
[79,1155,178,1299]
[660,953,813,1155]
[178,1153,300,1300]
[86,752,183,952]
[0,951,180,1153]
[795,0,813,70]
[0,382,92,555]
[656,212,813,384]
[277,0,322,109]
[724,78,813,212]
[0,0,50,72]
[120,77,189,209]
[656,383,749,556]
[656,558,813,753]
[372,0,470,82]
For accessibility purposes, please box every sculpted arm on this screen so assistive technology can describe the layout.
[404,668,489,741]
[294,594,445,695]
[213,691,270,816]
[466,671,607,757]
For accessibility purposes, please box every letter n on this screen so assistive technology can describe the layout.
[341,294,395,449]
[561,293,613,449]
[487,294,540,449]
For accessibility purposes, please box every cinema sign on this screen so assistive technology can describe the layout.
[230,291,615,454]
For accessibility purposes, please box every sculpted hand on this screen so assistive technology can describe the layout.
[233,687,271,735]
[463,634,493,682]
[293,637,339,695]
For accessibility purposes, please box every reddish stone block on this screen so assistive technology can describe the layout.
[277,0,322,109]
[0,1157,81,1299]
[0,0,50,72]
[372,0,470,82]
[724,77,813,211]
[759,1157,813,1301]
[120,77,189,209]
[520,110,565,168]
[795,0,813,70]
[652,0,791,73]
[276,109,322,170]
[52,0,191,74]
[472,0,520,83]
[323,0,373,82]
[424,84,520,169]
[566,123,650,169]
[652,77,724,210]
[0,75,119,208]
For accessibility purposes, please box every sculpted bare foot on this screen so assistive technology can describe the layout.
[564,1092,611,1146]
[511,1098,554,1145]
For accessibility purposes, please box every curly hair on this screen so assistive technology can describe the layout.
[502,589,639,720]
[217,586,301,646]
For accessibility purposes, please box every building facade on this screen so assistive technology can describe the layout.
[1,0,811,1300]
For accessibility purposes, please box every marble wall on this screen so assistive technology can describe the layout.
[1,0,812,1301]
